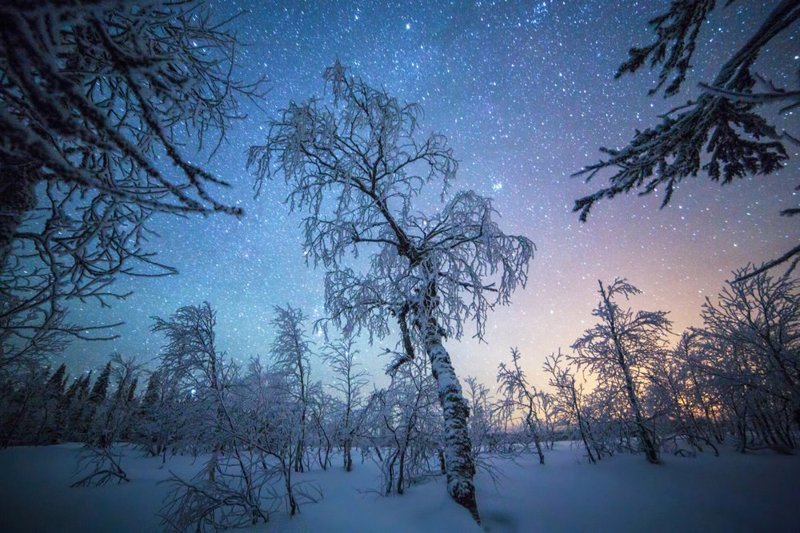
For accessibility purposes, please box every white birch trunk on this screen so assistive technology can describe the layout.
[423,329,480,523]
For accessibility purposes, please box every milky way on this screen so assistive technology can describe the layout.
[68,1,799,388]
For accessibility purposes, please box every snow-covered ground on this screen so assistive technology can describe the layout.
[1,443,798,532]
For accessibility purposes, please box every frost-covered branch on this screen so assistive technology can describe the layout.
[0,0,265,371]
[574,0,799,276]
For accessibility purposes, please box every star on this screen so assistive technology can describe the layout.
[53,0,797,393]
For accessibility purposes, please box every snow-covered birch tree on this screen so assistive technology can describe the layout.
[543,350,598,463]
[573,0,800,278]
[698,268,800,446]
[373,354,442,497]
[270,305,313,473]
[152,302,227,479]
[321,336,368,471]
[464,376,501,457]
[247,61,534,523]
[153,305,281,529]
[497,347,546,465]
[571,279,672,464]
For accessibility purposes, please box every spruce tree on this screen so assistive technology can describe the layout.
[89,363,112,406]
[68,371,92,439]
[40,363,68,443]
[45,364,67,396]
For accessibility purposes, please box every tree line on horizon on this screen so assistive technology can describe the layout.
[1,266,797,528]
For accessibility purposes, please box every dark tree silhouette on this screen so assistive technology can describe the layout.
[698,268,800,440]
[0,1,264,370]
[573,0,800,278]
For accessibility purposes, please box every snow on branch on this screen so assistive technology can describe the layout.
[250,62,533,346]
[574,0,799,277]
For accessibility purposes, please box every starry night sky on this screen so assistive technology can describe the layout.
[67,0,798,388]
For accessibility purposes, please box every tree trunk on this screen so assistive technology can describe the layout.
[529,417,545,465]
[293,437,304,473]
[344,438,353,471]
[284,456,298,516]
[619,357,660,464]
[295,342,307,473]
[423,332,481,524]
[397,446,406,495]
[572,390,596,464]
[343,404,353,471]
[385,451,396,496]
